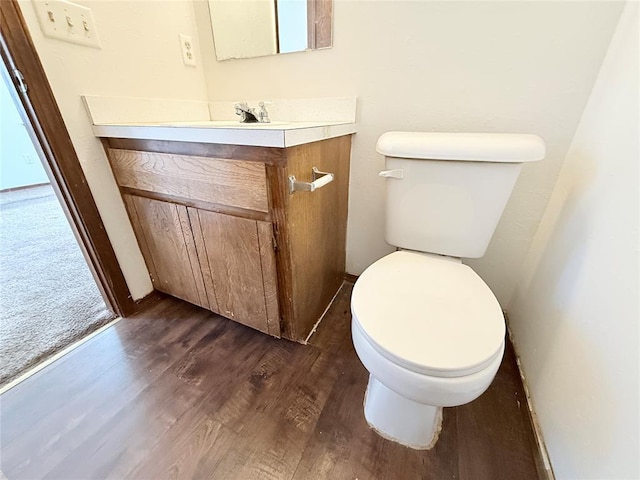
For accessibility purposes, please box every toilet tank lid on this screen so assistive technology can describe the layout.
[376,132,545,163]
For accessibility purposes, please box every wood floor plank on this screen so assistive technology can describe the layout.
[292,348,459,480]
[204,344,345,480]
[306,281,354,356]
[2,301,219,479]
[41,314,267,479]
[117,321,276,479]
[1,322,131,443]
[0,297,180,445]
[0,284,544,480]
[121,340,302,480]
[122,412,228,479]
[172,317,271,395]
[209,340,303,433]
[456,340,544,480]
[43,365,204,480]
[224,346,341,480]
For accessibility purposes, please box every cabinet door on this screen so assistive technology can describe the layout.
[123,195,209,309]
[188,208,279,336]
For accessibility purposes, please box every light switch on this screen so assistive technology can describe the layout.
[33,0,101,49]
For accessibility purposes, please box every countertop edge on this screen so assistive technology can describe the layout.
[92,123,357,148]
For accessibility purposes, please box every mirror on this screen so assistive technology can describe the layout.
[208,0,332,61]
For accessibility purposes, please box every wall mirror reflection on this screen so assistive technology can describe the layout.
[208,0,332,61]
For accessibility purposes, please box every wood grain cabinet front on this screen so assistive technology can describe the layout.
[188,208,279,336]
[123,194,279,337]
[105,135,352,342]
[123,194,209,310]
[110,149,269,212]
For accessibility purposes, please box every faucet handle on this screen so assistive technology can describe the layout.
[257,101,271,123]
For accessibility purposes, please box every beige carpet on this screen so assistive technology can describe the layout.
[0,184,115,386]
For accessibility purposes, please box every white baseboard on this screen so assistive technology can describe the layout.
[504,312,555,480]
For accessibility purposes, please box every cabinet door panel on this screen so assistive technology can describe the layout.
[124,195,209,309]
[189,208,278,335]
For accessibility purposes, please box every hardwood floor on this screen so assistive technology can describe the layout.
[0,283,545,479]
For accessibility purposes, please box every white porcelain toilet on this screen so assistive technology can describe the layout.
[351,131,545,449]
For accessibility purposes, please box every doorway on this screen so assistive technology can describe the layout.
[1,0,144,389]
[0,64,115,386]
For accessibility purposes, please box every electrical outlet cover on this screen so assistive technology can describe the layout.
[179,34,196,66]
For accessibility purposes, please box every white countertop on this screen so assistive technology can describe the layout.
[92,120,357,148]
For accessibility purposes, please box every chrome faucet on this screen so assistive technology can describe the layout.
[257,102,270,123]
[234,102,270,123]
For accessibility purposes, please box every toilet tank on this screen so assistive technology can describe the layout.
[377,132,545,258]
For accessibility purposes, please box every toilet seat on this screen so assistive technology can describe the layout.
[351,251,505,378]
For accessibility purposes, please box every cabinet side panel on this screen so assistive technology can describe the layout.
[127,196,204,307]
[286,136,351,340]
[257,221,281,337]
[196,210,270,334]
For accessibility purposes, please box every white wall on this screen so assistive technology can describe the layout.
[198,0,624,306]
[1,75,49,190]
[508,3,639,478]
[18,0,211,299]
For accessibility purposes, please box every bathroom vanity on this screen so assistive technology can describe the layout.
[95,120,355,342]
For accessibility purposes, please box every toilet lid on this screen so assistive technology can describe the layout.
[351,251,505,378]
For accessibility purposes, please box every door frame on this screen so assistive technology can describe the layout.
[1,0,139,316]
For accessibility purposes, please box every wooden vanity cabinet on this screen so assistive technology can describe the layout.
[104,135,352,342]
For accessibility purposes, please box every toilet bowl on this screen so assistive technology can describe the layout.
[351,131,544,449]
[351,250,505,449]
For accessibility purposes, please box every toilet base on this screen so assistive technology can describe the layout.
[364,375,443,450]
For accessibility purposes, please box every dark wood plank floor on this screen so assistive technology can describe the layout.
[0,283,545,479]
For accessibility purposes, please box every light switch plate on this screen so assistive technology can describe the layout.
[33,0,101,49]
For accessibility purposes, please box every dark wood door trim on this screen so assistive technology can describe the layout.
[0,0,138,316]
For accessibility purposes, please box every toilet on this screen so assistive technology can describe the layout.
[351,131,545,449]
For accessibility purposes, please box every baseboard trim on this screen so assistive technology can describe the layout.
[0,316,122,395]
[504,311,555,480]
[345,273,358,283]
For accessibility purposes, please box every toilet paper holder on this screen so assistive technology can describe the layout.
[289,167,334,194]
